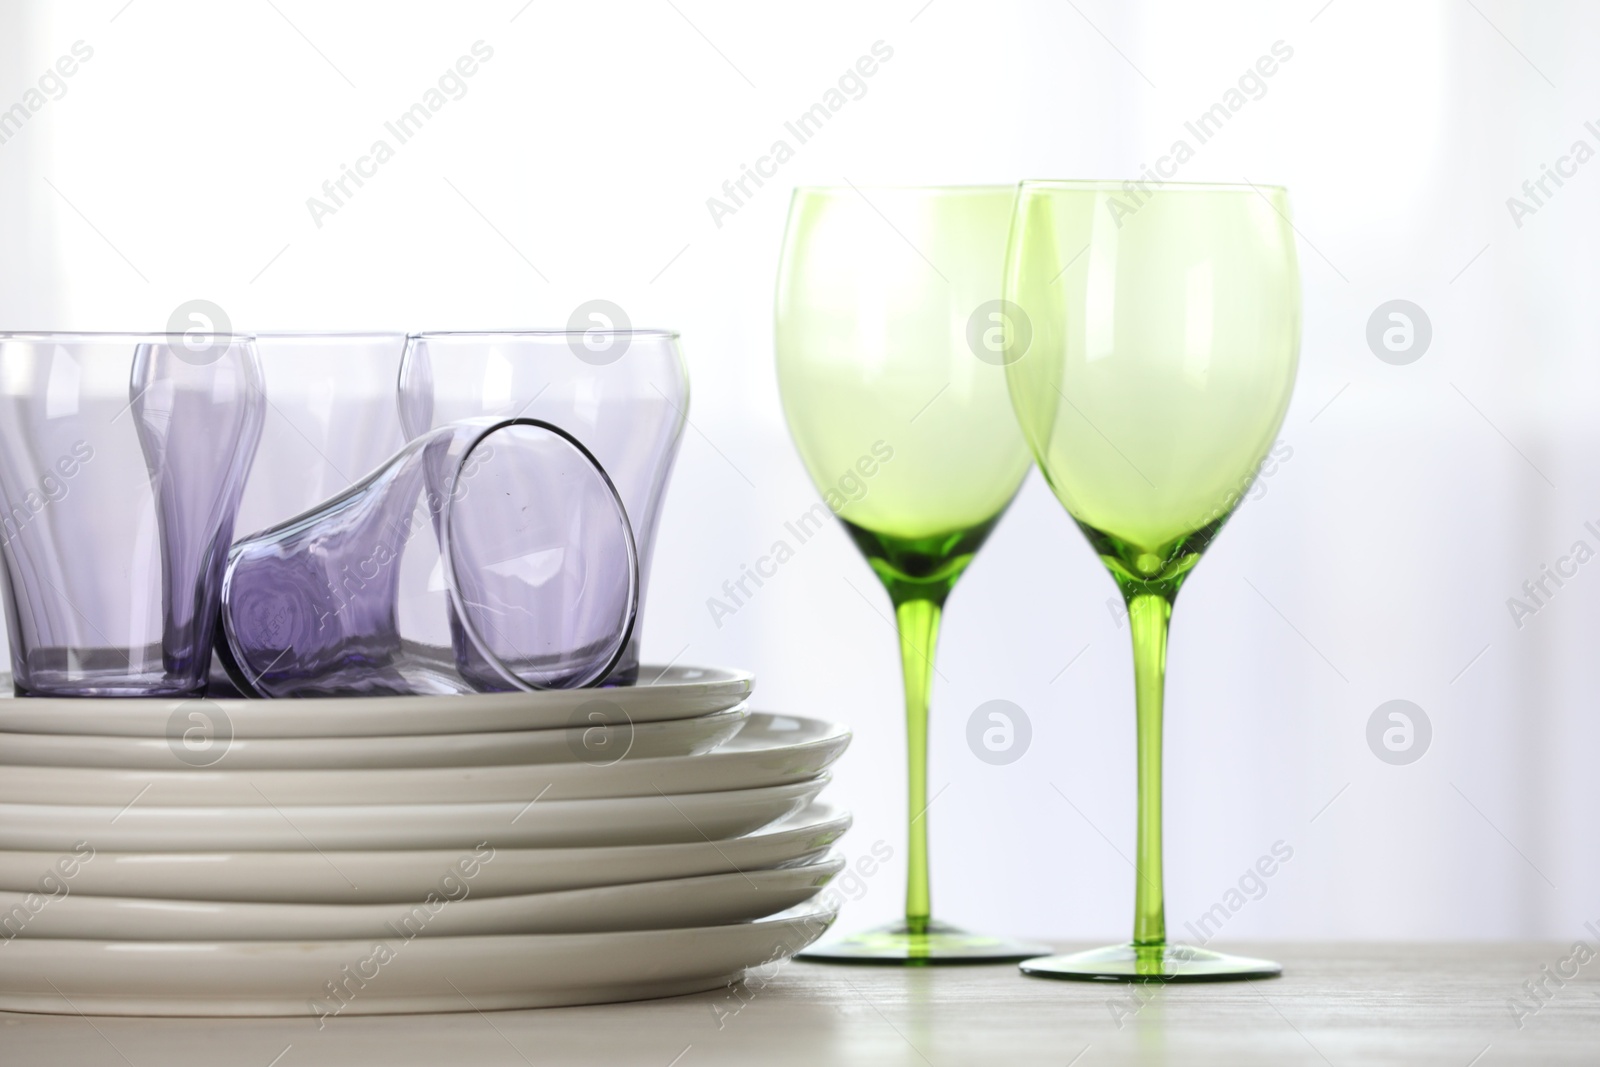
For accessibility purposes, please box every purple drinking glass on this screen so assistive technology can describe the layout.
[217,417,638,698]
[398,330,687,685]
[205,331,409,696]
[0,332,264,696]
[235,332,409,535]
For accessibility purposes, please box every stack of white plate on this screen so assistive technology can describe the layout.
[0,666,850,1016]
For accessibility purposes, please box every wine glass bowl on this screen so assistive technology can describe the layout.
[1005,180,1300,980]
[1007,181,1300,589]
[778,187,1034,561]
[776,185,1045,963]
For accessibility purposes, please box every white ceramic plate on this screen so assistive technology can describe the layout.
[0,777,826,852]
[0,713,846,806]
[0,802,852,903]
[0,706,748,770]
[0,900,837,1016]
[1,853,844,940]
[0,665,753,738]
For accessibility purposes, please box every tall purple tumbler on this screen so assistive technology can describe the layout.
[217,418,639,698]
[235,332,409,535]
[398,329,687,685]
[0,333,264,696]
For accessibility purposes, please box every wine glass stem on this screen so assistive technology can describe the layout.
[1128,592,1172,948]
[893,595,942,936]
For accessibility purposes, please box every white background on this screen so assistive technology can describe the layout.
[0,0,1595,946]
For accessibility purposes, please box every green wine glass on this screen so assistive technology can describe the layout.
[776,185,1049,964]
[1004,180,1300,981]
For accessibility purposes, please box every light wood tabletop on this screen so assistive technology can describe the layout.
[2,942,1595,1066]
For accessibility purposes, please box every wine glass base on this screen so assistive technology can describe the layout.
[796,920,1053,966]
[1020,942,1281,982]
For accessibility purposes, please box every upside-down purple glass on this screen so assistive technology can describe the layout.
[217,418,639,698]
[0,332,264,696]
[398,330,687,685]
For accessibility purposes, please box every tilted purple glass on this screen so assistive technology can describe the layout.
[217,418,638,698]
[398,331,687,685]
[0,333,264,696]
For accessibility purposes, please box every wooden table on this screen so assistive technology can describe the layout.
[2,943,1595,1065]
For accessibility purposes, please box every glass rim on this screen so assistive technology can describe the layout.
[0,331,258,343]
[1019,178,1288,194]
[792,184,1016,195]
[440,416,639,692]
[250,331,409,341]
[407,329,680,341]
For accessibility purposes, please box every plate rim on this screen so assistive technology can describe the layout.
[0,663,753,711]
[0,896,840,953]
[0,799,852,864]
[0,664,755,738]
[0,712,849,804]
[0,773,831,820]
[0,703,750,750]
[0,900,841,1015]
[0,852,849,928]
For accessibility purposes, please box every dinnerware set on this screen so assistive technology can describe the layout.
[0,174,1306,1013]
[0,331,853,1015]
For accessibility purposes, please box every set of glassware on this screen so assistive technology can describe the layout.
[0,178,1298,987]
[777,181,1300,981]
[0,331,687,701]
